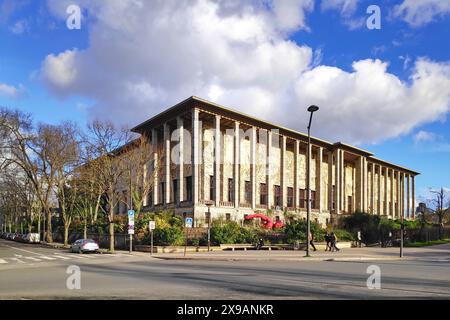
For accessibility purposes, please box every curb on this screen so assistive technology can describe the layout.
[151,255,408,262]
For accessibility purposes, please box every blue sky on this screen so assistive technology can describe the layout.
[0,0,450,203]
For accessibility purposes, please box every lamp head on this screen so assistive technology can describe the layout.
[308,105,319,113]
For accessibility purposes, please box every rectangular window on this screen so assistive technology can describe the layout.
[274,185,281,207]
[173,179,178,203]
[160,182,165,204]
[245,181,251,203]
[260,183,267,205]
[299,189,306,209]
[348,195,352,213]
[209,175,215,201]
[311,190,316,209]
[226,213,231,221]
[287,187,294,207]
[147,190,153,207]
[228,178,234,202]
[185,176,192,202]
[332,185,336,210]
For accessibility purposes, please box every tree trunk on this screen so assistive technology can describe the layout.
[37,214,41,236]
[84,218,87,240]
[46,209,53,243]
[109,221,115,253]
[64,224,69,246]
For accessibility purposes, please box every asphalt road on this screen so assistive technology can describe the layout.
[0,239,449,300]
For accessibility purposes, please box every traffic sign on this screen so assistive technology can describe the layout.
[149,221,156,231]
[185,217,193,228]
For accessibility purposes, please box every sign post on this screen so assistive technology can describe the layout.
[128,210,135,254]
[148,220,156,256]
[184,217,193,257]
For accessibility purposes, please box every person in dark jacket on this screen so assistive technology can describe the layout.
[309,232,317,251]
[330,232,340,252]
[325,231,331,251]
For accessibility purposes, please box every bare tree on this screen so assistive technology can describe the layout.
[0,108,59,242]
[87,120,131,252]
[51,122,81,246]
[428,188,450,239]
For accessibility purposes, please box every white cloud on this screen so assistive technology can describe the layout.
[321,0,364,30]
[413,130,450,152]
[321,0,359,17]
[41,0,450,145]
[414,130,436,143]
[393,0,450,27]
[9,19,29,34]
[0,83,25,99]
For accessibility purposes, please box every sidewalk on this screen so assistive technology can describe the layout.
[151,243,450,262]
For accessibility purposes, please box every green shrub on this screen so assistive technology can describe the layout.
[333,229,354,241]
[211,221,241,244]
[152,225,184,246]
[284,219,324,243]
[342,211,380,244]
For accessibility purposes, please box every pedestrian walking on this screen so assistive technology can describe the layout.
[308,232,317,251]
[330,232,340,252]
[325,231,331,251]
[357,231,362,248]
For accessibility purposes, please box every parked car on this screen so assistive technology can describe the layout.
[70,239,99,254]
[25,233,40,243]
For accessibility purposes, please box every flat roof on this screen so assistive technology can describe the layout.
[131,96,419,175]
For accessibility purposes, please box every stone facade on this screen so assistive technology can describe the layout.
[125,96,419,227]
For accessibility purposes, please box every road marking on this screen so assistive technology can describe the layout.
[39,256,57,260]
[9,258,25,263]
[1,243,50,257]
[61,254,88,259]
[53,254,71,260]
[0,259,7,264]
[23,256,42,262]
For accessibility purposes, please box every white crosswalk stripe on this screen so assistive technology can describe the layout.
[23,256,42,262]
[9,258,25,263]
[53,254,71,260]
[0,258,7,264]
[39,255,57,260]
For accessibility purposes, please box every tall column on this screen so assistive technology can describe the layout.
[363,158,368,212]
[192,108,200,206]
[294,140,300,209]
[340,150,345,212]
[371,163,375,214]
[406,174,410,220]
[401,173,405,219]
[396,171,401,218]
[281,135,287,208]
[328,151,333,212]
[334,149,340,214]
[267,130,273,208]
[358,157,363,211]
[412,175,415,219]
[152,129,159,205]
[317,147,323,213]
[234,121,240,208]
[250,126,257,209]
[377,165,382,215]
[384,167,388,216]
[214,115,221,207]
[164,123,171,204]
[390,169,394,218]
[177,117,184,204]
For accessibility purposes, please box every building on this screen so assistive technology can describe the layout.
[129,96,419,227]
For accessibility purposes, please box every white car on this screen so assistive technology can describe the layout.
[70,239,99,253]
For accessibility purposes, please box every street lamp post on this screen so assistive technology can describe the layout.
[306,105,319,257]
[206,201,213,252]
